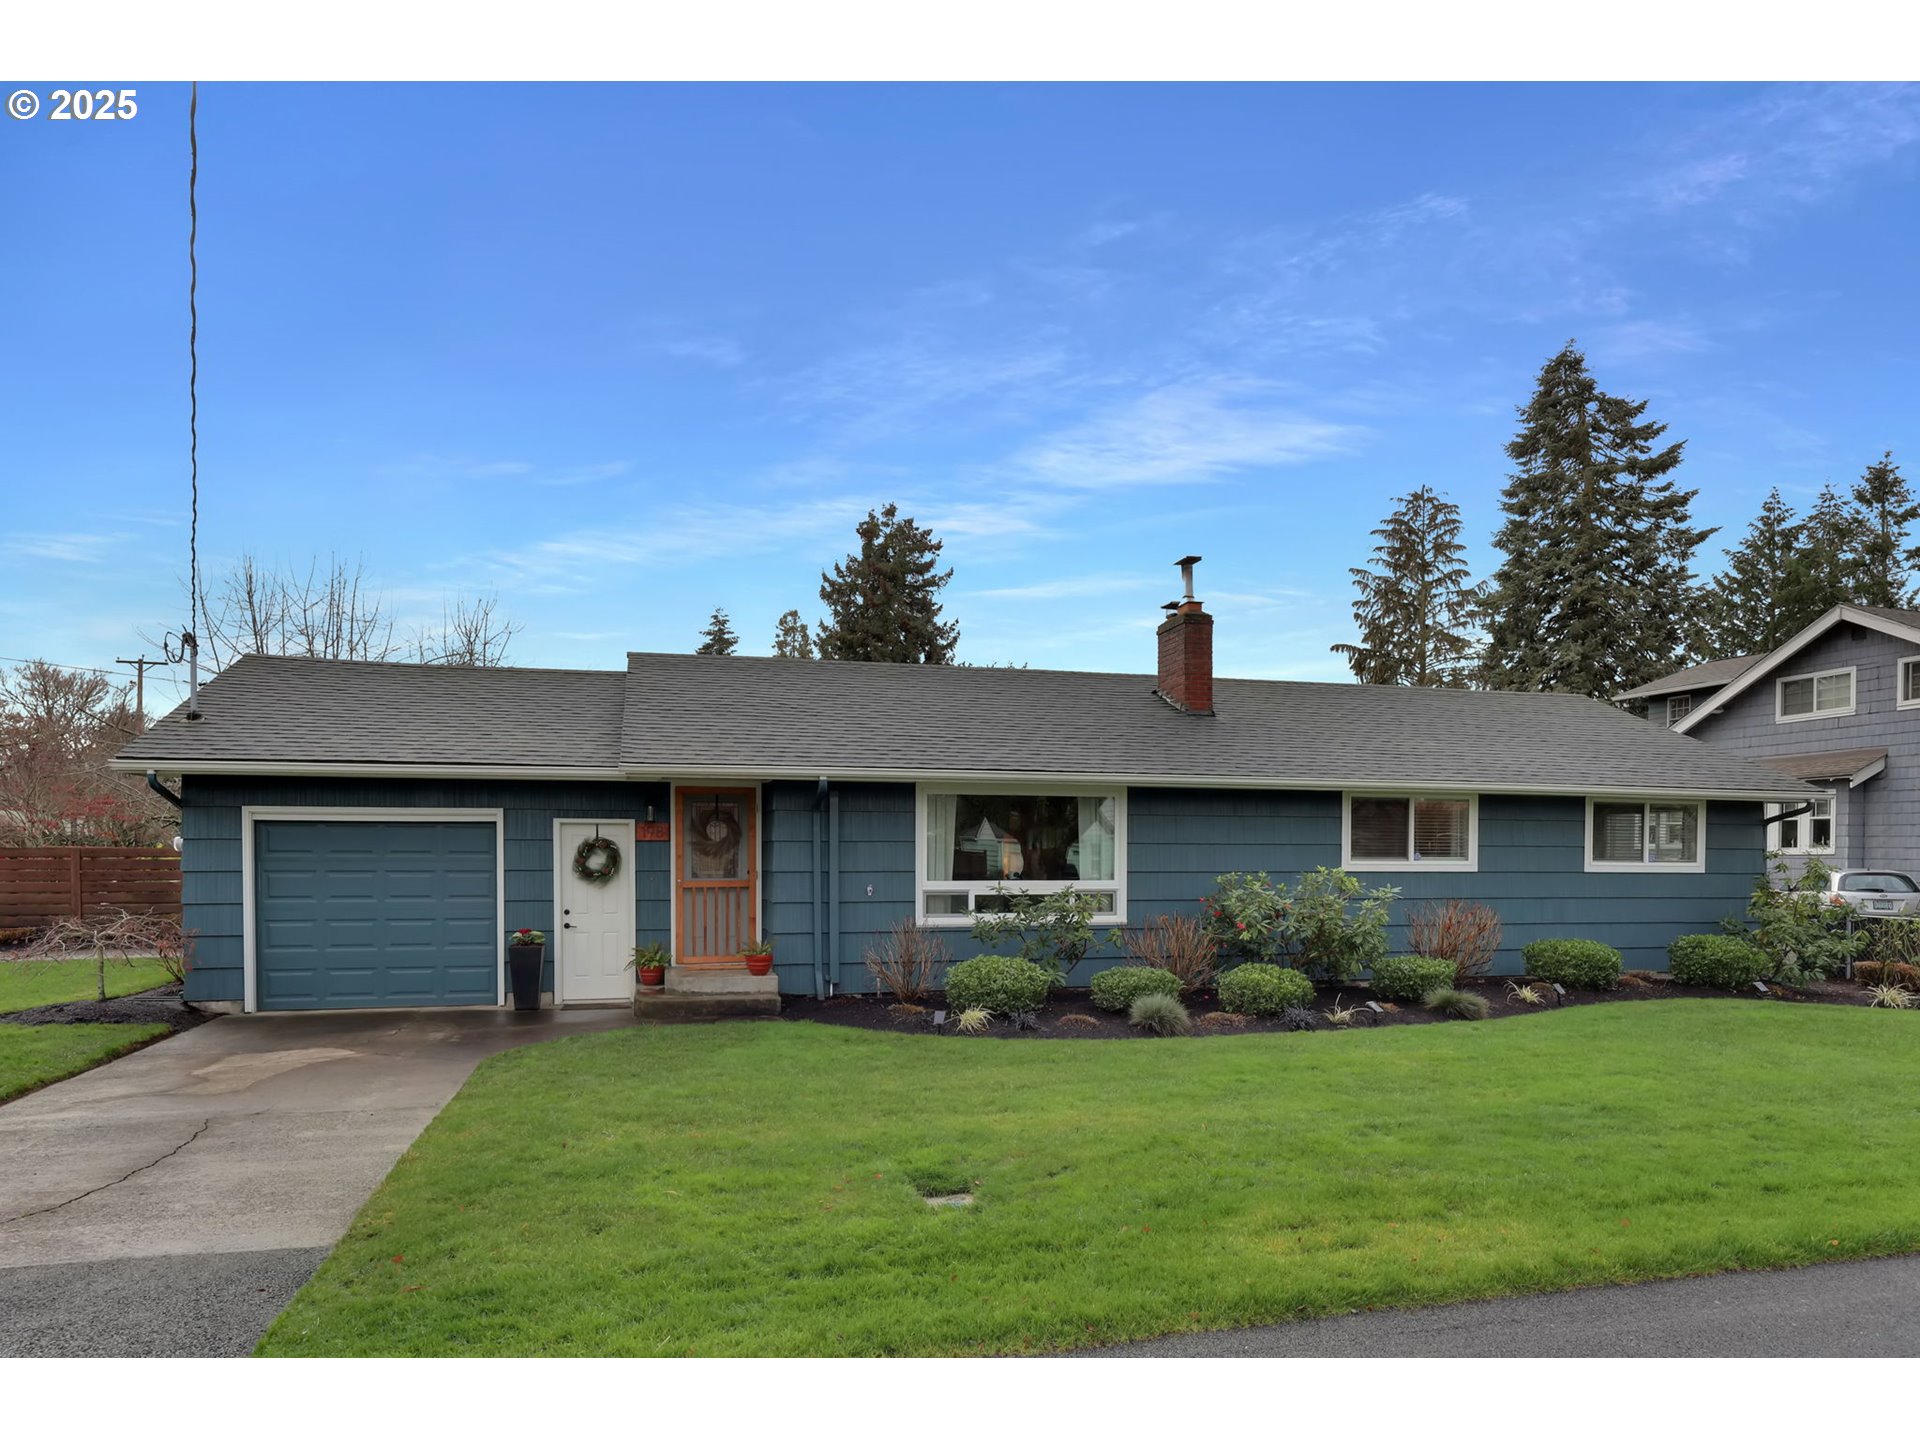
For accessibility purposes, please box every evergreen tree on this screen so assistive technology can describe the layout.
[815,504,960,663]
[694,606,738,656]
[1704,488,1820,657]
[1848,451,1918,609]
[1479,342,1713,698]
[772,608,815,659]
[1330,485,1482,686]
[1800,482,1866,615]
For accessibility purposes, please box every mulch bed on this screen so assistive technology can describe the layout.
[782,972,1881,1039]
[0,983,213,1036]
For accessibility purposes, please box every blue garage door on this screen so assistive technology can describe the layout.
[255,820,498,1010]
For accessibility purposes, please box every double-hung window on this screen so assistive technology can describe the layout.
[1767,795,1834,854]
[1776,667,1855,722]
[1343,794,1477,871]
[918,787,1124,923]
[1586,799,1705,872]
[1899,657,1920,709]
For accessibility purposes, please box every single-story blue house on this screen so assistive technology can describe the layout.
[113,572,1814,1012]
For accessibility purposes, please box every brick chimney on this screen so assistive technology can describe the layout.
[1155,555,1214,716]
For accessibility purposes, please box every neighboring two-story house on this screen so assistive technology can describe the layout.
[1625,604,1920,878]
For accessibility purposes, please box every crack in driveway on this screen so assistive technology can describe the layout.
[0,1119,213,1227]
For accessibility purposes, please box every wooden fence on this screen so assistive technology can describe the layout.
[0,847,182,929]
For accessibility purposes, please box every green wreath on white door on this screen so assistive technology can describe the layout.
[572,835,622,884]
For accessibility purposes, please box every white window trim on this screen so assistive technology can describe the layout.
[914,781,1127,927]
[1340,792,1479,872]
[1583,797,1708,874]
[1664,694,1694,727]
[1775,665,1856,724]
[239,806,507,1015]
[1767,793,1835,855]
[1899,657,1920,710]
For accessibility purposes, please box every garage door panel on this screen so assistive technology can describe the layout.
[255,820,499,1010]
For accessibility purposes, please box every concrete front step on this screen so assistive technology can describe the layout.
[633,989,782,1022]
[665,968,780,996]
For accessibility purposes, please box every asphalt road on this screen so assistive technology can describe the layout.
[1087,1253,1920,1357]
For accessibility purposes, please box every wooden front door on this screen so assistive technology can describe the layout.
[675,788,757,966]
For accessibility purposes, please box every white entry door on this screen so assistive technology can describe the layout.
[555,820,636,1004]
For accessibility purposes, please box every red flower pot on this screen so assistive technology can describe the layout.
[638,965,665,989]
[745,954,773,977]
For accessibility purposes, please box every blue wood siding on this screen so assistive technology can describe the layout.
[180,776,669,1004]
[182,774,1766,1003]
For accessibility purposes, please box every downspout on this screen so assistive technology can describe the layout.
[146,771,184,809]
[811,777,829,1001]
[829,786,842,996]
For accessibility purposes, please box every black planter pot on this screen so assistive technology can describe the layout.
[507,945,544,1011]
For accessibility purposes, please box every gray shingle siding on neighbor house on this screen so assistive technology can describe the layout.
[1687,621,1920,878]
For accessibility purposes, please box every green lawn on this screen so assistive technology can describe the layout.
[0,1022,171,1103]
[260,1004,1920,1357]
[0,956,174,1014]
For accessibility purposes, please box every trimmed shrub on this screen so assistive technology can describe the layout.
[1216,963,1315,1016]
[1369,954,1456,1001]
[943,954,1051,1015]
[1522,938,1622,990]
[1089,965,1183,1013]
[1422,986,1490,1020]
[1667,934,1769,989]
[1128,992,1193,1036]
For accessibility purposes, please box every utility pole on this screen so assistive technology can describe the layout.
[117,656,161,734]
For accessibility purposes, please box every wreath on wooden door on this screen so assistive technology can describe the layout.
[572,835,622,884]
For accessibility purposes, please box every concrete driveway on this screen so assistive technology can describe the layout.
[0,1007,632,1357]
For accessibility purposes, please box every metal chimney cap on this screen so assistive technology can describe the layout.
[1173,555,1202,568]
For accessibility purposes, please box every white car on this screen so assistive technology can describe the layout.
[1819,870,1920,917]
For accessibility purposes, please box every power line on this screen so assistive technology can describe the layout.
[185,80,202,720]
[0,655,157,678]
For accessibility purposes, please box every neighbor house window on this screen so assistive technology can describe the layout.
[1586,799,1704,871]
[1767,795,1834,854]
[918,787,1124,923]
[1776,667,1855,722]
[1664,694,1693,726]
[1900,657,1920,709]
[1343,794,1477,870]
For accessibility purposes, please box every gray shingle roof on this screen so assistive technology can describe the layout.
[1755,748,1889,783]
[619,652,1811,797]
[113,650,1813,797]
[116,654,626,771]
[1614,654,1761,701]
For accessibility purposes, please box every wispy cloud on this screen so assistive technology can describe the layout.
[1008,379,1356,489]
[645,334,746,368]
[967,574,1154,602]
[779,332,1079,441]
[4,531,128,563]
[379,455,631,487]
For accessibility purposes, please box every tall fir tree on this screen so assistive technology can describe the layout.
[694,606,738,656]
[1703,488,1820,657]
[1848,451,1918,609]
[1479,342,1713,698]
[815,504,960,663]
[772,608,815,659]
[1800,482,1866,615]
[1330,485,1482,686]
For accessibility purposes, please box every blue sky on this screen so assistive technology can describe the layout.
[5,81,1919,709]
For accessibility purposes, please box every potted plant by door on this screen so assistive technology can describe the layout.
[507,929,546,1011]
[629,943,672,990]
[742,937,774,977]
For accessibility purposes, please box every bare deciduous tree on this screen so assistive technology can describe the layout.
[27,906,192,1001]
[152,554,521,672]
[409,594,522,667]
[0,661,173,846]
